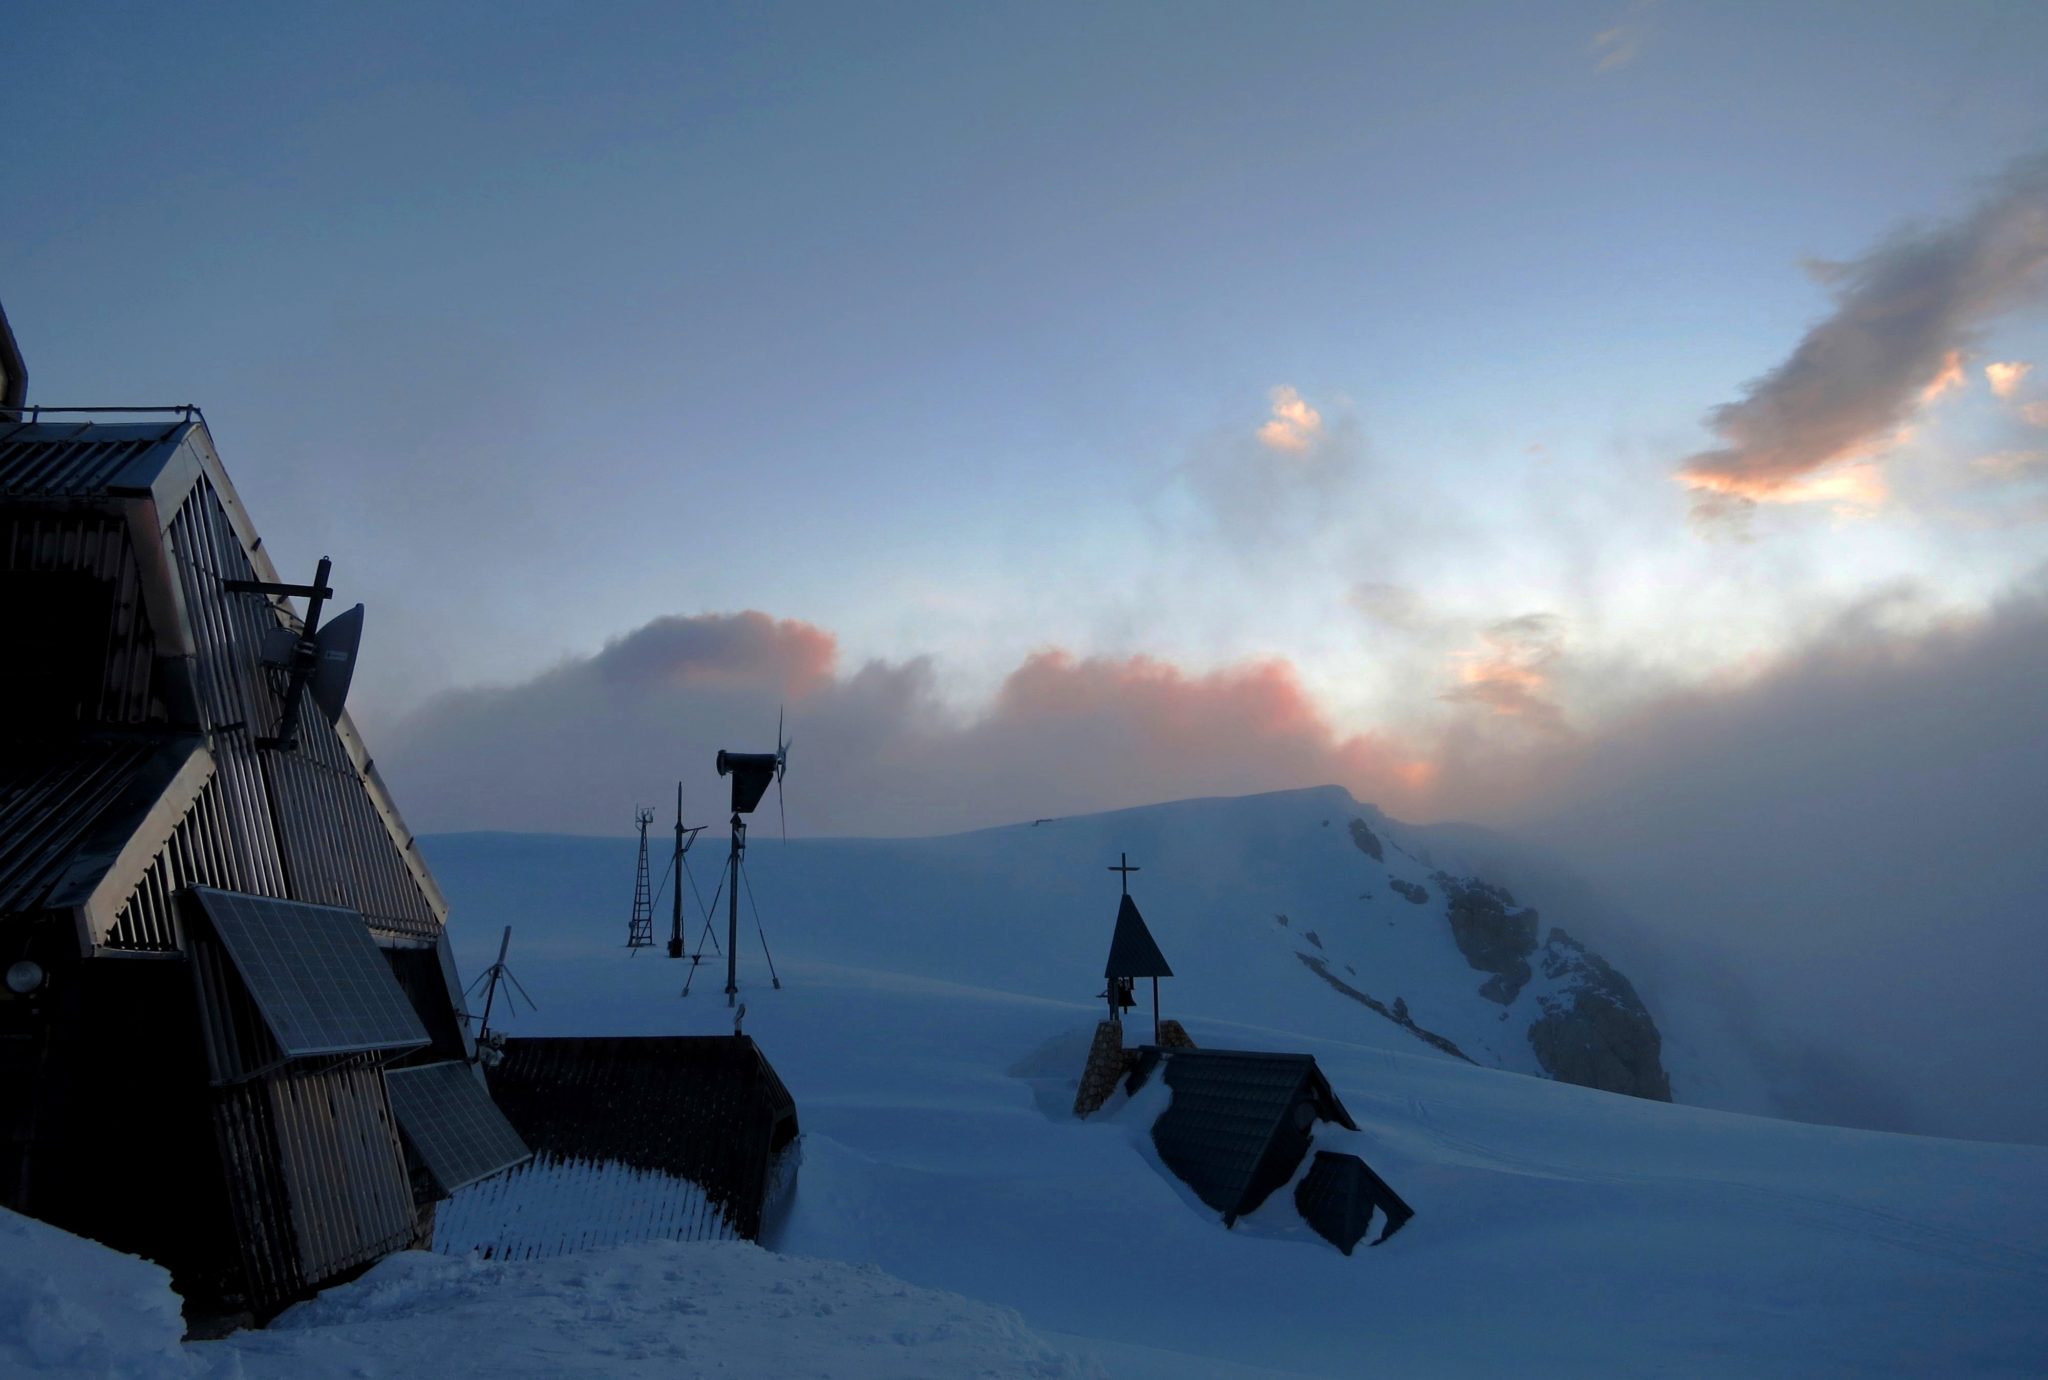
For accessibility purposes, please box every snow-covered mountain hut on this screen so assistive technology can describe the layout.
[0,301,526,1320]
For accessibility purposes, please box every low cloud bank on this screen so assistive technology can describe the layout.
[382,612,1433,839]
[1497,581,2048,1144]
[383,585,2048,1144]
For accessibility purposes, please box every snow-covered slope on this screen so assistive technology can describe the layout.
[10,787,2043,1377]
[430,786,1685,1102]
[399,785,2045,1376]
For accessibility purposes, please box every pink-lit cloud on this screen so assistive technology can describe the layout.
[382,610,1439,837]
[1440,613,1569,735]
[1256,385,1324,453]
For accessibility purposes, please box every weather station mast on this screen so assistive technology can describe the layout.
[709,715,791,1007]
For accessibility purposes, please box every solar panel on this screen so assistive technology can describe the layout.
[385,1060,530,1195]
[189,887,430,1057]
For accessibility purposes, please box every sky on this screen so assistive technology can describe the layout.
[5,2,2046,832]
[8,1,2048,1143]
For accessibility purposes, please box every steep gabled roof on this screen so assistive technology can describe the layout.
[1104,893,1172,978]
[1133,1047,1357,1222]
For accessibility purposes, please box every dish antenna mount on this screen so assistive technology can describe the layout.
[225,555,364,750]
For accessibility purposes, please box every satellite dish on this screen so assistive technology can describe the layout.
[308,603,364,725]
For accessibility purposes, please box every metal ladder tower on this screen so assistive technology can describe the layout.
[626,806,656,949]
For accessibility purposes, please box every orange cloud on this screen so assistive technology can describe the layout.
[1986,360,2033,399]
[1681,459,1890,514]
[1256,385,1323,453]
[1442,614,1569,735]
[1919,350,1969,404]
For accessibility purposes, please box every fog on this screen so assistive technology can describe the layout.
[1492,579,2048,1144]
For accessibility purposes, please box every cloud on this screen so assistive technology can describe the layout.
[1917,348,1970,404]
[1348,582,1427,630]
[1678,153,2048,515]
[1974,448,2048,477]
[1174,386,1368,558]
[1986,359,2033,398]
[381,610,1437,839]
[2025,400,2048,427]
[381,584,2048,1145]
[1256,385,1324,453]
[1441,613,1569,734]
[1493,578,2048,1144]
[1590,1,1653,72]
[592,611,837,694]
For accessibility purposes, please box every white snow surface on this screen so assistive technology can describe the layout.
[5,786,2045,1377]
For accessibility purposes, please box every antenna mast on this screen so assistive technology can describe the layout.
[627,807,656,949]
[668,783,706,958]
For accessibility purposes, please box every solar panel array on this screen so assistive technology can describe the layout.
[385,1059,530,1195]
[190,887,430,1057]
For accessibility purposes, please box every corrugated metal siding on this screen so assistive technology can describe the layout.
[265,719,438,938]
[1,507,160,725]
[0,421,182,497]
[104,771,244,950]
[268,1055,418,1283]
[0,740,162,916]
[190,926,285,1086]
[165,476,290,900]
[164,474,438,938]
[211,1078,305,1310]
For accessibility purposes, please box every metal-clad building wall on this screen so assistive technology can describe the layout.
[104,772,244,951]
[264,715,439,938]
[268,1055,418,1283]
[1,507,159,725]
[164,477,289,900]
[163,472,438,938]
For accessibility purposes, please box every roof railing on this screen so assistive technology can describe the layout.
[14,404,204,419]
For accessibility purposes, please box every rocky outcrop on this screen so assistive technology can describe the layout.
[1439,876,1539,1004]
[1074,1020,1134,1117]
[1526,928,1671,1101]
[1347,818,1384,861]
[1389,879,1429,905]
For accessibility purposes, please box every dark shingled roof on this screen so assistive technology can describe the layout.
[1104,893,1172,978]
[1296,1151,1380,1255]
[1133,1048,1356,1224]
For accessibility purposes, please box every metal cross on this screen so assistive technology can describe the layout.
[1108,852,1140,895]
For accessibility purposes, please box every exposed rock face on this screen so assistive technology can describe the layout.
[1389,879,1429,905]
[1439,876,1539,1004]
[1347,818,1384,861]
[1526,928,1672,1101]
[1074,1019,1133,1117]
